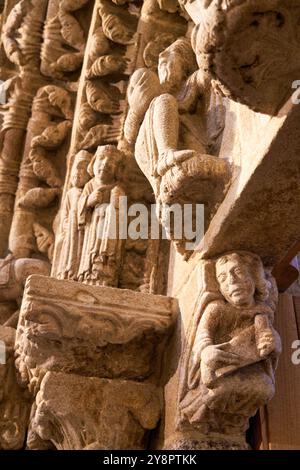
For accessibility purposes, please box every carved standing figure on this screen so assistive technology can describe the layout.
[179,252,281,435]
[77,145,125,286]
[56,151,91,280]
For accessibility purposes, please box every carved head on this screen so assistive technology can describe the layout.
[215,252,269,308]
[89,145,123,184]
[71,151,91,188]
[158,38,197,91]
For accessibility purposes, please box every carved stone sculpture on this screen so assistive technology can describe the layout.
[177,252,281,445]
[9,85,73,259]
[0,255,50,324]
[55,150,92,280]
[0,0,295,452]
[183,0,300,115]
[41,0,91,80]
[15,274,178,395]
[27,372,161,450]
[77,145,125,287]
[0,326,31,449]
[2,0,48,69]
[14,274,177,450]
[124,37,230,253]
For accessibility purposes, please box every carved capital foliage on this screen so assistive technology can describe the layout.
[16,275,178,395]
[27,372,161,450]
[177,251,281,443]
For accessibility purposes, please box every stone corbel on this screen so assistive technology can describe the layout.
[165,251,281,450]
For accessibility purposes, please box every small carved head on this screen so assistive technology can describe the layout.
[71,151,92,188]
[88,145,123,184]
[158,37,197,91]
[215,251,269,308]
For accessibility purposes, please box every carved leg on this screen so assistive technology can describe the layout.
[152,94,195,177]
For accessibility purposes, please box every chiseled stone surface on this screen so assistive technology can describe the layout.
[0,325,31,450]
[27,371,161,450]
[0,0,298,451]
[16,274,178,394]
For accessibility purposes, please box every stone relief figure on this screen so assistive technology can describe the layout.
[124,36,205,199]
[124,36,229,255]
[56,150,92,281]
[178,252,281,435]
[77,145,125,287]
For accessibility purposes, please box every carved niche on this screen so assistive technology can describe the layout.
[175,251,281,447]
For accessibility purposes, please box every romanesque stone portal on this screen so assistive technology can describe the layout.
[0,0,300,451]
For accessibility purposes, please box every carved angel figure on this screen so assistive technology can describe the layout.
[124,37,211,200]
[56,151,91,281]
[179,251,281,434]
[77,145,125,286]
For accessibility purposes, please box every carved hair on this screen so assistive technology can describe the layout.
[160,37,198,79]
[87,145,123,177]
[215,251,270,302]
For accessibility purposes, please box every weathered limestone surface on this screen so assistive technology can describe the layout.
[28,372,161,450]
[14,274,178,449]
[0,0,300,451]
[0,325,31,450]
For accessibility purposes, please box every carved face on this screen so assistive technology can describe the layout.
[93,156,116,184]
[216,257,256,307]
[34,226,53,254]
[158,51,183,91]
[71,161,90,188]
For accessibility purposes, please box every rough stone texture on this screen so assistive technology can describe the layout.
[16,274,178,394]
[184,0,300,115]
[178,253,280,435]
[197,96,300,267]
[0,325,31,450]
[27,372,161,450]
[0,0,298,452]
